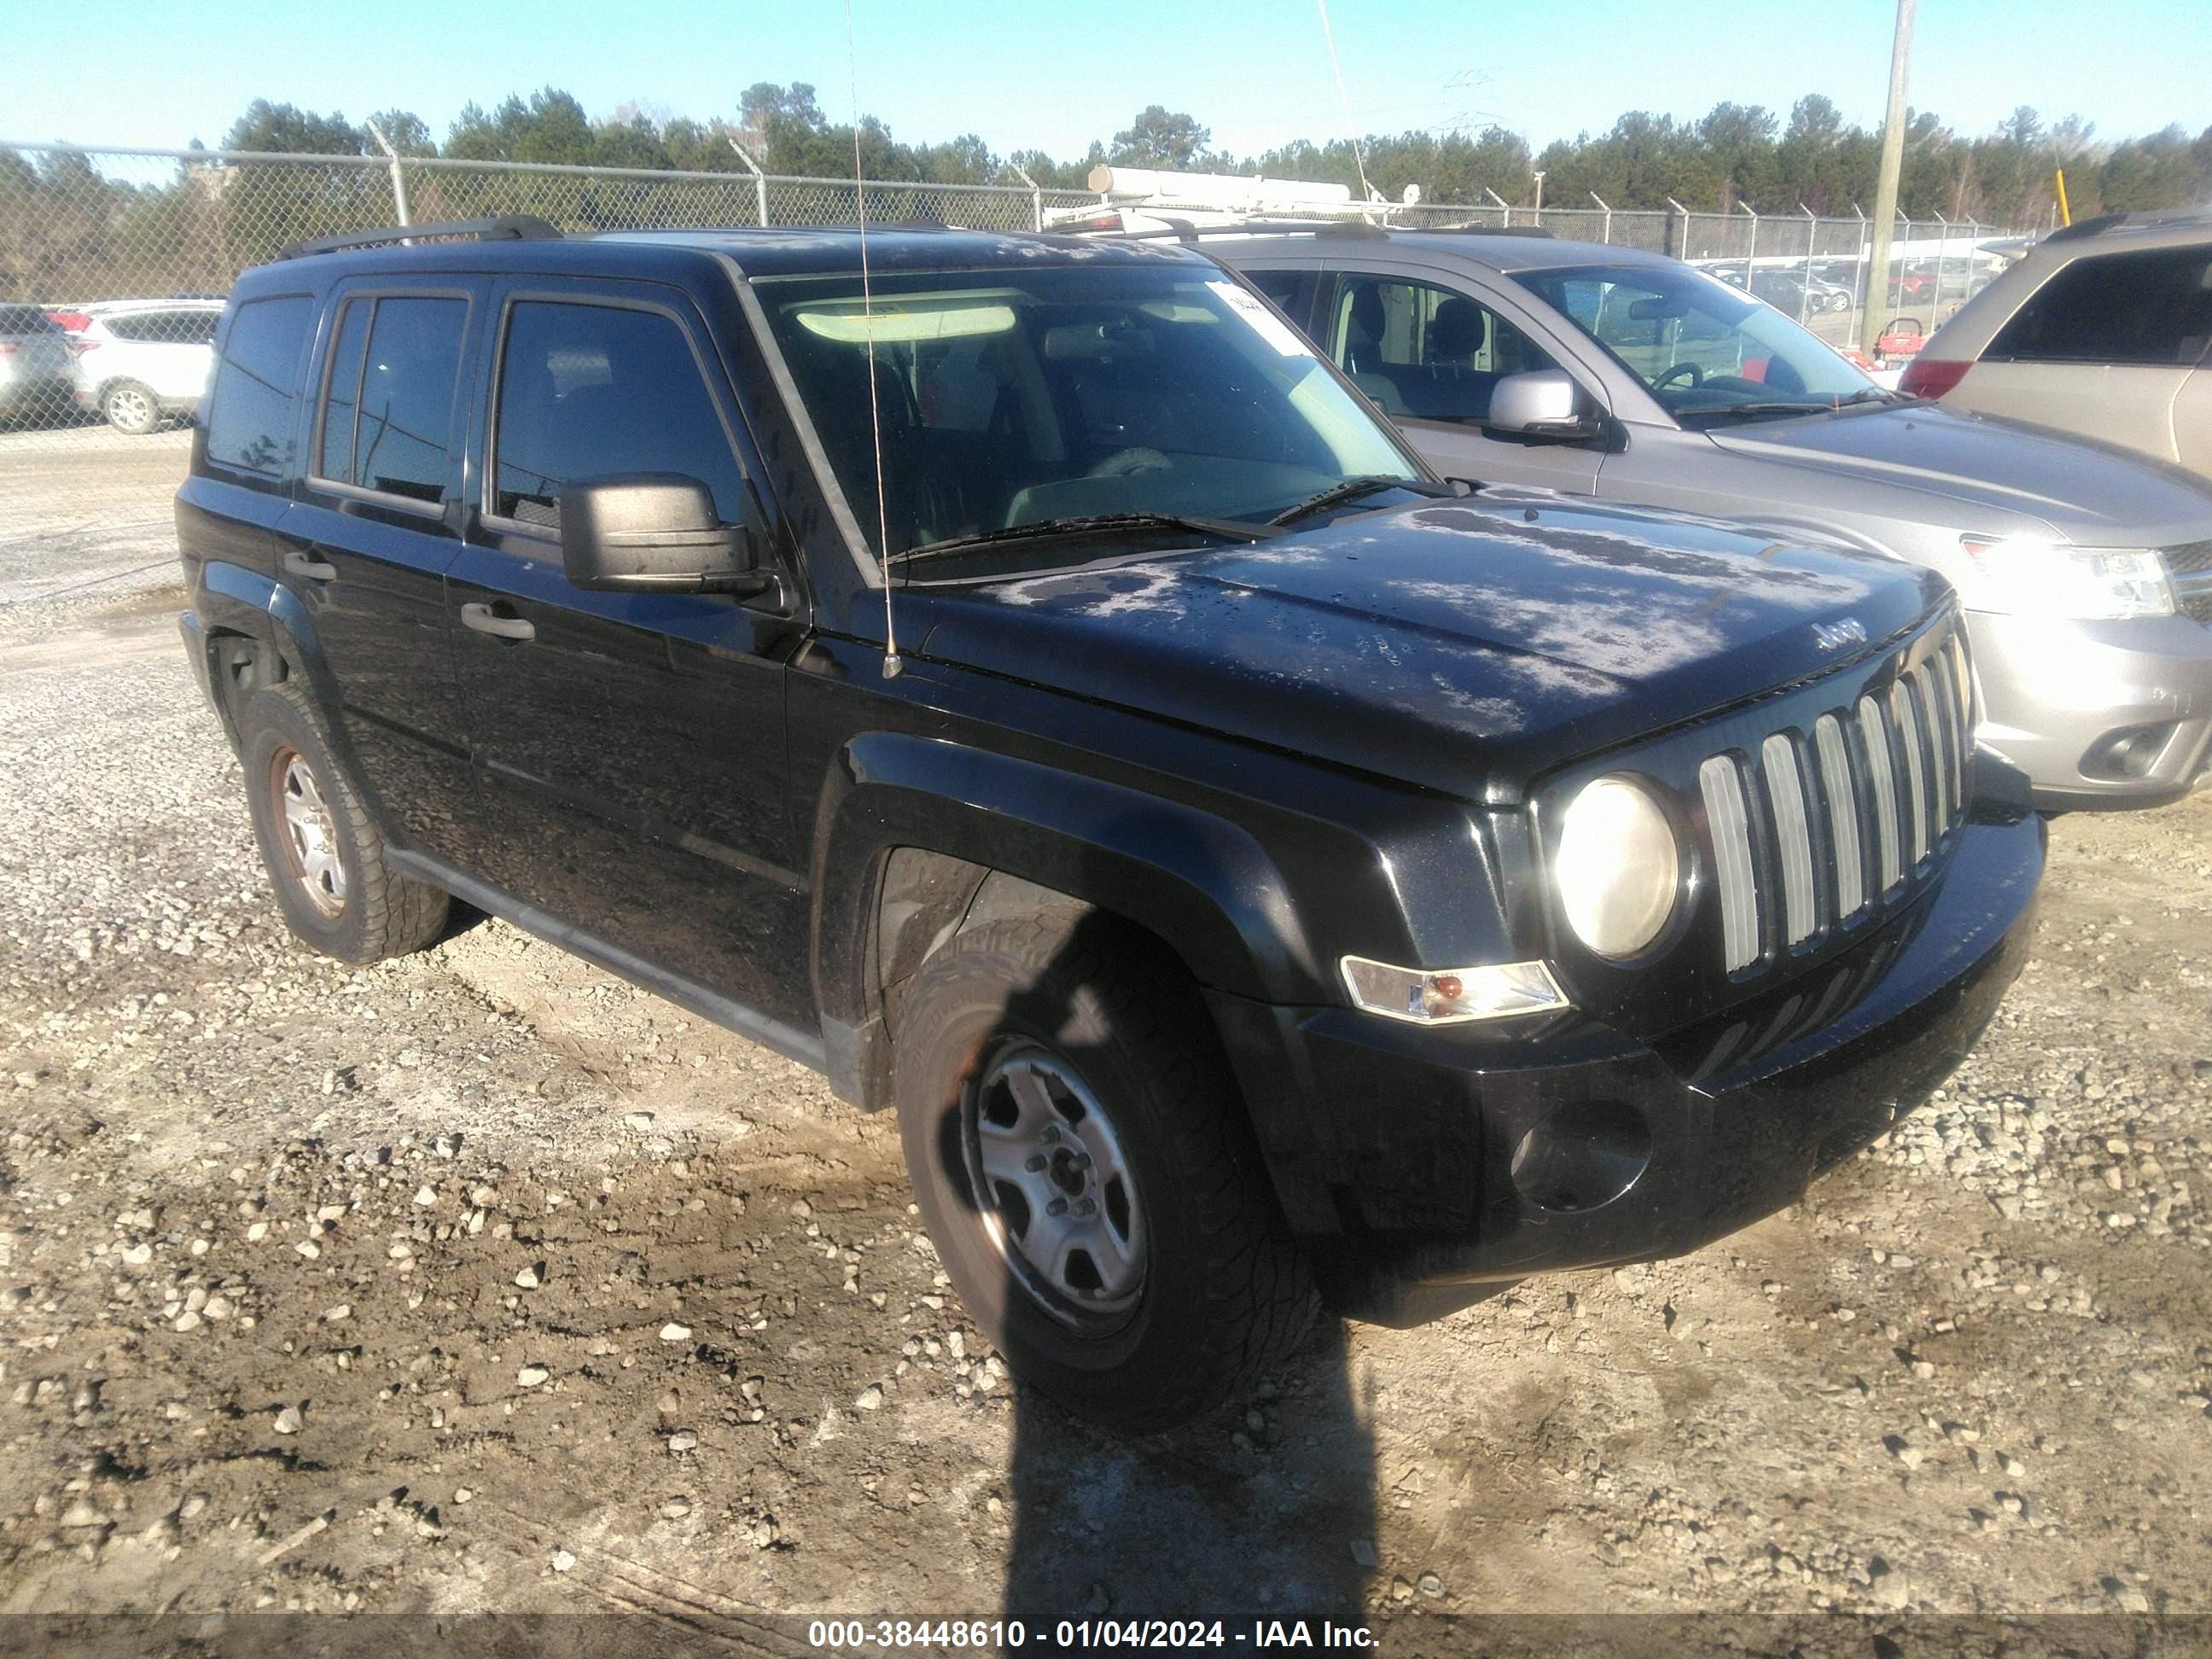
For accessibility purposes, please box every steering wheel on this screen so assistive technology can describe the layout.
[1086,446,1173,478]
[1653,361,1704,391]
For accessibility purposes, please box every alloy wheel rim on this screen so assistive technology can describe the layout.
[110,387,151,428]
[962,1040,1145,1325]
[271,747,346,917]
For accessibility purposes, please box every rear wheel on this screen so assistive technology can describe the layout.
[237,682,447,963]
[101,381,160,434]
[895,913,1318,1432]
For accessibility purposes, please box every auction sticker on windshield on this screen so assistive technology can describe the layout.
[1207,280,1313,358]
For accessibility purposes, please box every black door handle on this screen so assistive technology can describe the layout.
[460,601,535,643]
[283,549,337,582]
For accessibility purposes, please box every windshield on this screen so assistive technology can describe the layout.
[758,264,1420,560]
[1511,263,1877,424]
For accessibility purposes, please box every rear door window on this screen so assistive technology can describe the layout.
[313,295,469,505]
[1242,268,1316,334]
[1988,247,2212,366]
[490,298,747,531]
[206,295,315,476]
[132,310,220,345]
[106,311,215,343]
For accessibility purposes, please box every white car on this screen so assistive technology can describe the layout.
[68,300,224,434]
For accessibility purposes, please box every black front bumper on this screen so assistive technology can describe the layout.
[1208,811,2044,1325]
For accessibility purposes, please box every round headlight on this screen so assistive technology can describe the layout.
[1554,775,1680,960]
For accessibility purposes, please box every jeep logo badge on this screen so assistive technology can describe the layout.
[1813,618,1868,652]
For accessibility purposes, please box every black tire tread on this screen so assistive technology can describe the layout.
[915,913,1318,1430]
[242,680,447,964]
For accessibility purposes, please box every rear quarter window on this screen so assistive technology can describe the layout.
[1988,247,2212,366]
[105,311,217,344]
[205,296,316,476]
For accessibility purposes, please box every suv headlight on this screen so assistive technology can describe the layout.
[1554,775,1681,959]
[1958,536,2175,620]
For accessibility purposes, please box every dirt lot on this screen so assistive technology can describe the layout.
[2,441,2210,1645]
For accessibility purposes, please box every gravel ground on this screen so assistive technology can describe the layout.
[2,450,2210,1641]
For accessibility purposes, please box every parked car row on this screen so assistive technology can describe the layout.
[1706,264,1854,316]
[0,297,224,432]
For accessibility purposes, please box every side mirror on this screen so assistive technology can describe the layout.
[557,473,771,597]
[1486,370,1602,442]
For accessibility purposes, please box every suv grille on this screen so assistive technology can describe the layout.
[2168,540,2212,625]
[1697,620,1973,975]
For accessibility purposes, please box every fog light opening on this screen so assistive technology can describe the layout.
[2081,725,2174,782]
[1510,1100,1653,1214]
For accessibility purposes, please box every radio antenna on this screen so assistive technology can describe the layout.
[846,0,902,678]
[1314,0,1376,207]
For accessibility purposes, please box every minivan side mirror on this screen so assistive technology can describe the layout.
[557,473,772,597]
[1486,370,1603,442]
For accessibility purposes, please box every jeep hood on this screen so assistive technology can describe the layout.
[907,498,1943,802]
[1707,402,2212,545]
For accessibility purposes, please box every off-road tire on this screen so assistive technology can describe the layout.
[101,381,160,435]
[237,681,447,963]
[895,913,1318,1433]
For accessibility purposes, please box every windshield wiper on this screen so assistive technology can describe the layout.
[1268,474,1454,527]
[887,511,1270,568]
[1679,400,1837,424]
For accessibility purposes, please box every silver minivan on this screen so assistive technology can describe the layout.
[1896,210,2212,481]
[1212,230,2212,810]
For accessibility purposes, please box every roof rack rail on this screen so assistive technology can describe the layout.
[1421,224,1556,238]
[2045,206,2212,244]
[277,215,564,260]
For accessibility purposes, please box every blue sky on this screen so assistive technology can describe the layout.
[9,0,2209,160]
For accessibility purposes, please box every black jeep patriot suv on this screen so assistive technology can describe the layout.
[176,217,2043,1430]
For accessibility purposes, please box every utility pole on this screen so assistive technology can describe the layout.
[1861,0,1917,353]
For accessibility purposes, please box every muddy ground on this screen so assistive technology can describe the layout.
[2,457,2209,1645]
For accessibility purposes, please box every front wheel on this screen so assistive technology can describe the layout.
[895,914,1318,1433]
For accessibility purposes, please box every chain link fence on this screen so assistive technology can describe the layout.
[0,143,1111,296]
[1387,198,2018,341]
[0,140,2030,587]
[0,142,1106,570]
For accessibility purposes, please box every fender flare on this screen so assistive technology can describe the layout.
[191,560,375,787]
[809,731,1327,1091]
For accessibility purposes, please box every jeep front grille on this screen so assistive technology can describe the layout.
[1698,620,1973,974]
